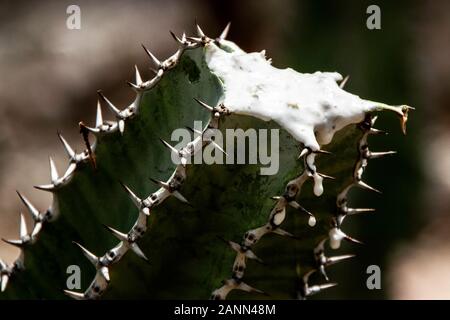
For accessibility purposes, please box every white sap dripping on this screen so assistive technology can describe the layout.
[306,153,323,197]
[205,41,378,198]
[308,216,316,227]
[312,173,324,196]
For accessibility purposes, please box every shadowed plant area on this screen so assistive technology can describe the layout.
[0,22,413,300]
[278,0,424,299]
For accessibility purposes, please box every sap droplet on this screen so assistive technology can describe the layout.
[308,216,316,227]
[329,228,343,250]
[313,173,324,196]
[330,237,341,249]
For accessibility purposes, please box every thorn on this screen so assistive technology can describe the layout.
[63,290,85,300]
[339,75,349,88]
[103,225,127,242]
[134,65,142,85]
[344,234,364,245]
[185,36,203,43]
[127,71,143,91]
[310,282,338,295]
[223,238,240,253]
[356,180,382,194]
[1,274,9,292]
[31,221,43,238]
[73,241,98,267]
[97,90,121,116]
[195,20,205,38]
[222,238,264,264]
[34,184,56,192]
[369,151,397,159]
[103,225,148,261]
[369,128,387,136]
[288,201,317,227]
[79,123,100,134]
[317,172,335,180]
[237,281,266,295]
[327,254,355,266]
[298,148,309,159]
[141,44,161,68]
[347,208,376,215]
[211,141,228,156]
[149,177,169,189]
[63,163,76,184]
[126,81,140,91]
[170,31,184,45]
[271,228,296,238]
[316,149,332,155]
[172,190,190,204]
[243,248,264,264]
[16,191,39,221]
[329,227,363,248]
[148,66,159,75]
[149,178,190,205]
[57,132,76,159]
[19,213,27,239]
[2,238,24,248]
[318,265,329,281]
[193,98,213,112]
[288,201,316,226]
[159,138,179,154]
[298,147,331,158]
[49,157,59,183]
[130,243,149,261]
[94,100,103,127]
[119,182,142,209]
[288,201,311,215]
[186,126,203,136]
[370,115,379,126]
[159,138,186,166]
[218,22,231,41]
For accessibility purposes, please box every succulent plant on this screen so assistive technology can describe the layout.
[0,23,412,300]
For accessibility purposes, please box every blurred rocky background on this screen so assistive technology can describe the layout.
[0,0,448,299]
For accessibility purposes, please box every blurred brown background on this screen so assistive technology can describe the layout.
[0,0,449,299]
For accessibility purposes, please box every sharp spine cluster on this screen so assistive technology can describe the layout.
[330,114,397,250]
[0,200,35,291]
[313,238,355,281]
[211,139,338,299]
[2,191,51,272]
[60,23,232,300]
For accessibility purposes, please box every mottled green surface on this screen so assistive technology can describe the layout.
[1,45,365,299]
